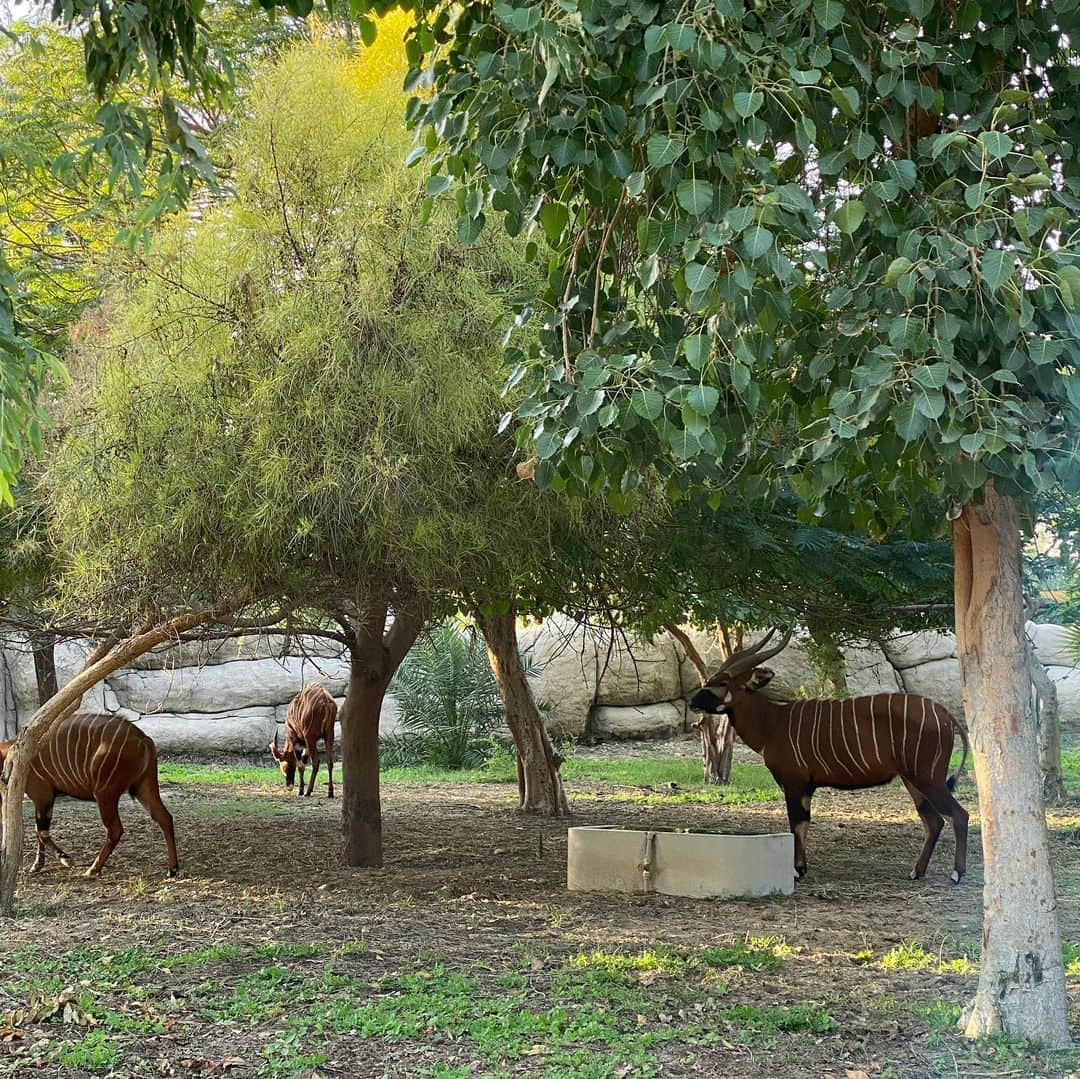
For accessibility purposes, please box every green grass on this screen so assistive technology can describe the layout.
[158,754,781,803]
[879,941,976,975]
[1061,749,1080,791]
[57,1031,119,1072]
[3,935,832,1078]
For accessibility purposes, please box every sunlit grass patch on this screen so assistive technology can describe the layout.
[880,941,975,975]
[569,947,686,976]
[159,762,277,787]
[1062,940,1080,977]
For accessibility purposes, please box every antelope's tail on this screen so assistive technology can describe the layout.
[947,716,970,792]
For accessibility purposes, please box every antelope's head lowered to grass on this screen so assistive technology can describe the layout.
[269,729,306,790]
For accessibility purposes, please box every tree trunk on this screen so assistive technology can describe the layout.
[1026,636,1066,807]
[954,487,1070,1046]
[338,605,424,868]
[479,607,569,816]
[339,661,388,868]
[31,634,57,707]
[666,622,734,786]
[0,604,232,917]
[696,713,733,785]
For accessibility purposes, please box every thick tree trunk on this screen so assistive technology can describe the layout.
[338,605,424,868]
[31,635,57,707]
[954,487,1069,1046]
[0,604,231,917]
[1026,636,1066,807]
[479,607,569,816]
[339,662,388,868]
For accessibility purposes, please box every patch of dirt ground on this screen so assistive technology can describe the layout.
[2,741,1079,1079]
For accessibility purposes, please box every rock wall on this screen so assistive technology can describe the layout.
[0,620,1076,751]
[0,634,398,752]
[517,616,1079,744]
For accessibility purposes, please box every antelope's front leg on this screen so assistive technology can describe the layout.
[784,792,812,880]
[305,750,319,797]
[296,765,306,797]
[32,807,71,873]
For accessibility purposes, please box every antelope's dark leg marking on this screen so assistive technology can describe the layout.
[86,792,124,877]
[32,797,71,873]
[296,764,306,797]
[901,778,944,880]
[907,775,969,884]
[306,748,319,797]
[784,789,812,879]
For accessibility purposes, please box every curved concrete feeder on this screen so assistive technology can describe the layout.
[567,826,794,899]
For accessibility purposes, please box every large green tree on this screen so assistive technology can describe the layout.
[44,37,579,861]
[385,0,1079,1046]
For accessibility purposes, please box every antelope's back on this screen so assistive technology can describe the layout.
[287,683,337,735]
[33,712,153,801]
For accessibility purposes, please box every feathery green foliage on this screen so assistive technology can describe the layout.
[46,39,537,619]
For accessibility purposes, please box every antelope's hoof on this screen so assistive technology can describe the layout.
[28,864,43,876]
[327,791,335,800]
[84,868,101,878]
[795,865,807,880]
[950,869,963,885]
[58,856,72,868]
[167,866,180,879]
[909,868,925,881]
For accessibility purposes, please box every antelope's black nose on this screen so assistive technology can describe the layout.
[689,688,721,713]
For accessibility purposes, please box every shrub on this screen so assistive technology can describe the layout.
[382,620,504,769]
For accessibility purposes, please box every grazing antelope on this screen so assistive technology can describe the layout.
[689,631,970,884]
[0,712,179,878]
[270,683,336,798]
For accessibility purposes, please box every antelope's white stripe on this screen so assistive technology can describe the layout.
[789,702,806,771]
[811,701,822,775]
[887,693,899,764]
[913,698,926,776]
[98,721,130,793]
[929,704,944,779]
[901,695,910,767]
[869,695,881,767]
[838,700,860,775]
[826,701,848,777]
[849,698,871,772]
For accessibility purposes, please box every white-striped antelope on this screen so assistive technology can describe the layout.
[689,631,970,884]
[270,683,336,798]
[0,712,179,878]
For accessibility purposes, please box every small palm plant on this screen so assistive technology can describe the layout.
[382,619,505,769]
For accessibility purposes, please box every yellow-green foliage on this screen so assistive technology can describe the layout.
[48,37,539,616]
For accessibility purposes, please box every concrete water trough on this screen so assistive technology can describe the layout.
[567,826,794,900]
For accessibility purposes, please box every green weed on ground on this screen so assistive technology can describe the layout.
[4,937,812,1078]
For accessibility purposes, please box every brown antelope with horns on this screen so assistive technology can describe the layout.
[0,712,179,877]
[689,631,970,884]
[270,683,336,798]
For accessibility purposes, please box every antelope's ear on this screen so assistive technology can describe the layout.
[747,667,775,690]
